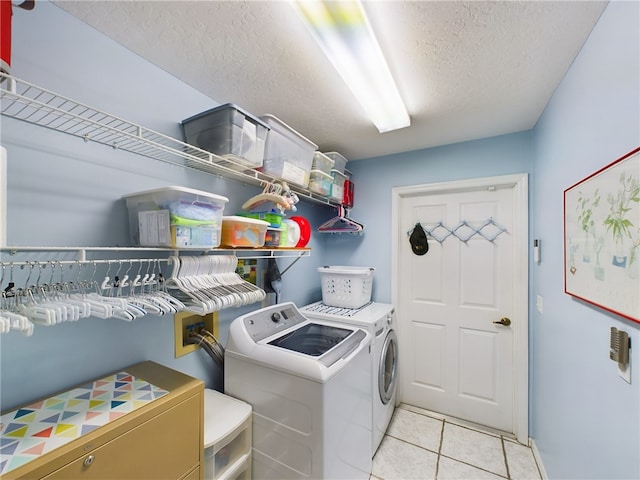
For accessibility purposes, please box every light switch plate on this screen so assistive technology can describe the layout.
[536,295,543,314]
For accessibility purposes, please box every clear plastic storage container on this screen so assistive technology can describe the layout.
[259,114,317,187]
[324,152,348,174]
[308,169,333,196]
[123,186,228,248]
[318,266,375,309]
[181,103,270,169]
[329,169,347,202]
[220,216,270,247]
[236,210,283,228]
[264,227,283,247]
[311,151,335,174]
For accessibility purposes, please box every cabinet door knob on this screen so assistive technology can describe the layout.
[83,455,95,467]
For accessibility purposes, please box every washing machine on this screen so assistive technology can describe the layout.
[224,302,372,480]
[300,301,398,456]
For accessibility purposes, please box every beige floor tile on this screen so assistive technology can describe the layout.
[440,423,508,477]
[386,408,443,452]
[504,440,541,480]
[437,456,506,479]
[372,435,438,480]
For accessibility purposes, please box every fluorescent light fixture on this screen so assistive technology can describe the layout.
[292,0,410,133]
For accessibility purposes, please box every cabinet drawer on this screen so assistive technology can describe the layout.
[43,394,200,480]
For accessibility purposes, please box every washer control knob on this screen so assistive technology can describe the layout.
[271,312,281,323]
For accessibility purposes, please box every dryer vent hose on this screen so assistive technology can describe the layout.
[185,328,225,367]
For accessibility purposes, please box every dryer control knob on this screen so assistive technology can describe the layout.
[271,312,282,323]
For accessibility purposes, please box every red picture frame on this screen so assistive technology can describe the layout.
[564,147,640,323]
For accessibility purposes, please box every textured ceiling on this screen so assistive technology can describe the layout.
[53,1,607,161]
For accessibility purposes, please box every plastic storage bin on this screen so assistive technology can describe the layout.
[203,389,252,480]
[318,266,375,308]
[329,169,347,202]
[324,152,348,174]
[122,186,228,248]
[220,216,270,247]
[236,210,283,228]
[181,103,269,169]
[308,169,333,196]
[311,151,335,174]
[264,227,282,247]
[259,114,317,187]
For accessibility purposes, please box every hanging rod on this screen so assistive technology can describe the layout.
[0,258,170,268]
[1,246,311,261]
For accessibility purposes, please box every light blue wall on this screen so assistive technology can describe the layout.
[1,1,329,410]
[531,1,640,479]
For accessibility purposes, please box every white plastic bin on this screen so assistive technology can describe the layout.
[203,389,252,480]
[122,186,228,248]
[308,169,333,196]
[324,151,348,174]
[259,114,317,187]
[311,151,335,174]
[318,266,375,308]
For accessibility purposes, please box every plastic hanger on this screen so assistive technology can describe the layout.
[242,182,295,212]
[318,205,365,234]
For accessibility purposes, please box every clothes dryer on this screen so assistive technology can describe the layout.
[300,301,398,456]
[224,302,372,479]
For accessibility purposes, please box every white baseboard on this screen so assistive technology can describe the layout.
[530,438,548,480]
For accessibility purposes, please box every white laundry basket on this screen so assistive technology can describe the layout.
[318,266,374,309]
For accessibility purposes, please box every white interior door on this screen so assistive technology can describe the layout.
[392,175,528,440]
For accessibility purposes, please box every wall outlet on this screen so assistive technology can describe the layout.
[536,295,543,314]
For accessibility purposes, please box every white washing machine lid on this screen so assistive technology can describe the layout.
[300,301,394,329]
[226,302,372,383]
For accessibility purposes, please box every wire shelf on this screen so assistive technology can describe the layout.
[0,73,337,206]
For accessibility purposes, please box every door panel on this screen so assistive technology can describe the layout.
[459,328,497,401]
[413,322,445,390]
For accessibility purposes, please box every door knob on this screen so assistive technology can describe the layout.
[493,317,511,326]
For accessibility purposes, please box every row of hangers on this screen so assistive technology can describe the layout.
[0,255,266,335]
[165,255,265,315]
[317,205,365,234]
[0,259,185,335]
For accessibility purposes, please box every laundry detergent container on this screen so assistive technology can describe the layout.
[318,266,375,308]
[123,186,228,248]
[181,103,269,169]
[259,114,317,187]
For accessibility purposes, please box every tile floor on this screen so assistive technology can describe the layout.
[371,404,542,480]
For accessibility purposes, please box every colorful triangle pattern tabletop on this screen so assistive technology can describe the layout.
[0,372,168,475]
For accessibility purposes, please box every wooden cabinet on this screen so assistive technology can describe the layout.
[2,361,204,480]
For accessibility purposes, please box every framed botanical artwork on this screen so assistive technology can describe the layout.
[564,147,640,323]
